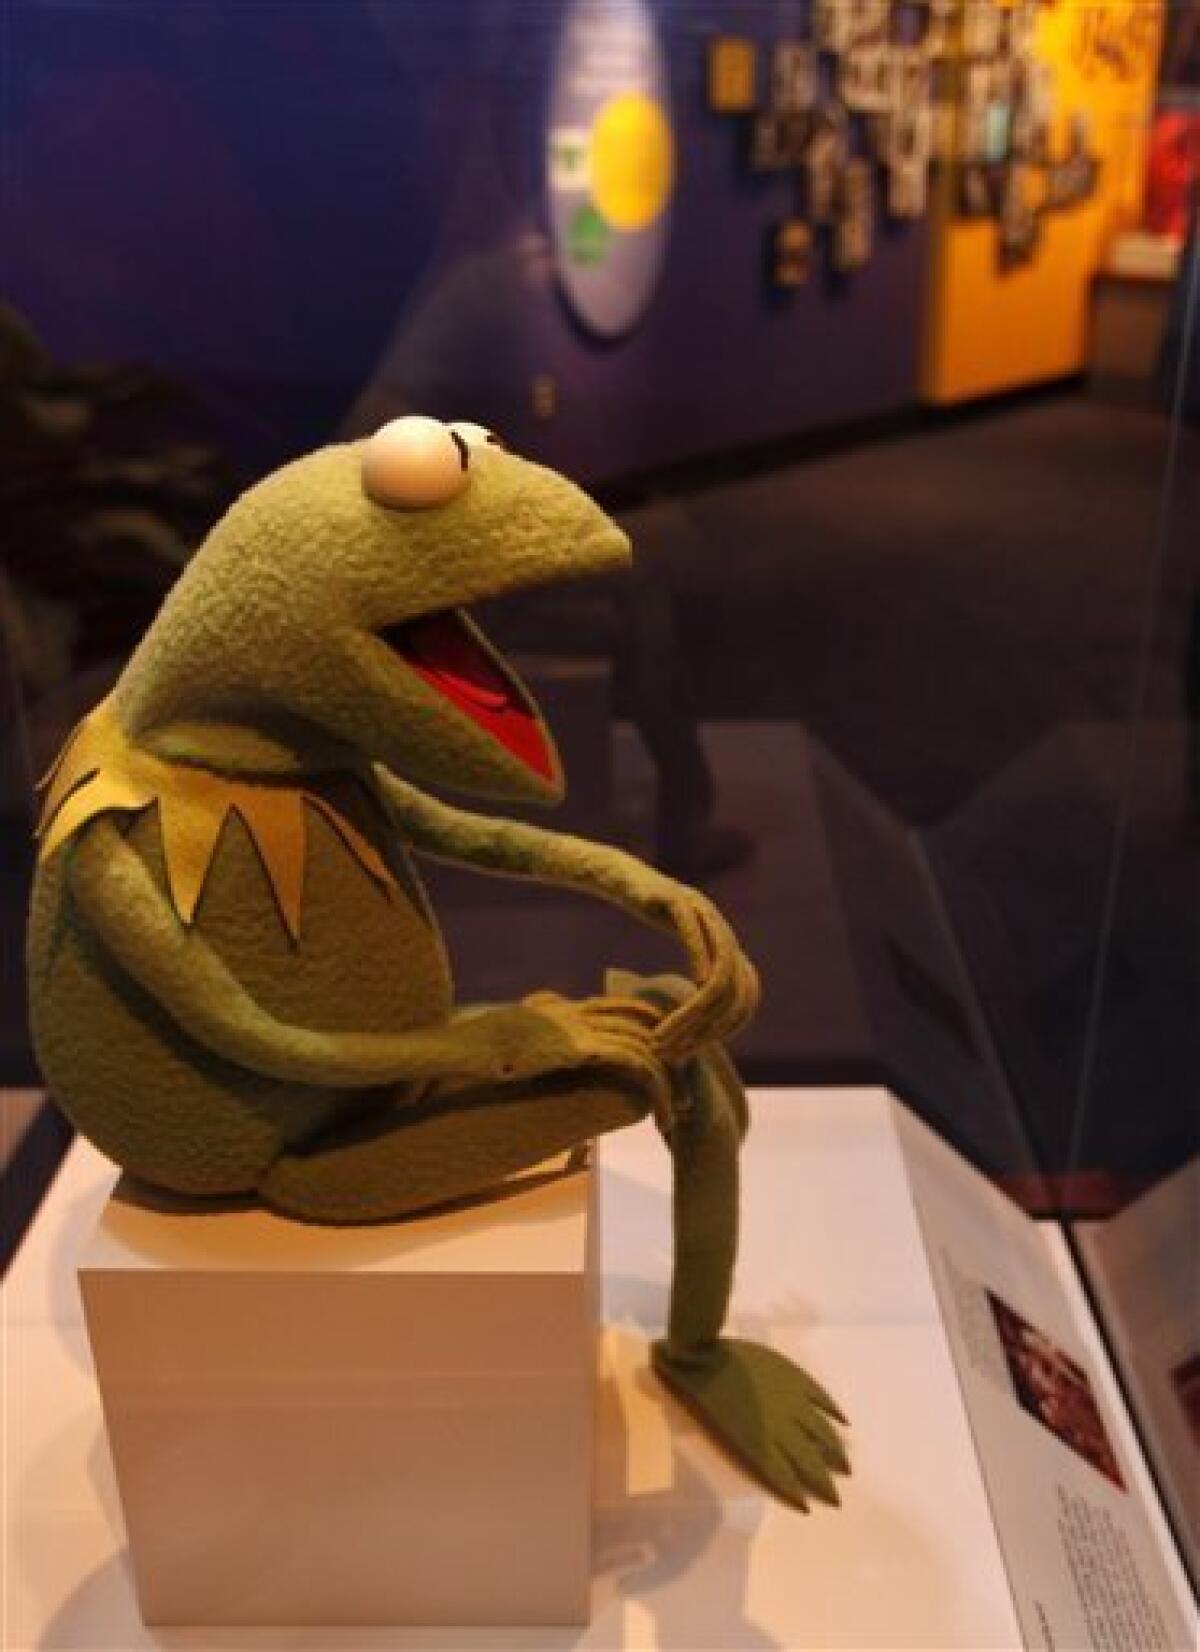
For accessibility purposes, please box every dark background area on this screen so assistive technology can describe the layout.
[1,1,925,479]
[2,0,1197,1251]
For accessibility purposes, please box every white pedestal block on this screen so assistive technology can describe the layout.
[77,1151,597,1627]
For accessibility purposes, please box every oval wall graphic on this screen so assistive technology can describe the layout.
[547,0,675,339]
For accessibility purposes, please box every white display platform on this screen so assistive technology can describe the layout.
[78,1154,597,1626]
[3,1088,1195,1650]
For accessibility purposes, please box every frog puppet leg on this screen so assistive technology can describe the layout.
[611,972,850,1512]
[265,969,851,1514]
[264,953,848,1509]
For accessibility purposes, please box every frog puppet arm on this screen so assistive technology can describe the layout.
[375,766,761,1062]
[29,416,847,1509]
[64,813,673,1110]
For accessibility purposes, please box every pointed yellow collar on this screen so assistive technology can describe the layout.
[36,699,396,941]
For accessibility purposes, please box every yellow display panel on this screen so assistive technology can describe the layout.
[922,0,1164,404]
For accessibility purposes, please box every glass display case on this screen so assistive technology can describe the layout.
[1,2,1196,1645]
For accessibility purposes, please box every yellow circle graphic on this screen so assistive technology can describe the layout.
[590,91,674,232]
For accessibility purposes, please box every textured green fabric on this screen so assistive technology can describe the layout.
[611,972,849,1510]
[26,430,847,1508]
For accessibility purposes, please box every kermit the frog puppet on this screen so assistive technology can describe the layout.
[28,416,848,1510]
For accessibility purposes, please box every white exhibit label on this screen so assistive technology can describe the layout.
[895,1110,1196,1651]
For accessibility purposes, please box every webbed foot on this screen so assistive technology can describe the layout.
[652,1335,849,1511]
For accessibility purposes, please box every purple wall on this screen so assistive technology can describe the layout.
[2,2,926,483]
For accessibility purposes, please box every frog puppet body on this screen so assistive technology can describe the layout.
[28,416,848,1510]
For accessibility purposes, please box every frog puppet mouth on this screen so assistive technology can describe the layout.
[380,607,555,781]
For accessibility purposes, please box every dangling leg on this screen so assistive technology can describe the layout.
[259,1070,651,1225]
[614,973,850,1511]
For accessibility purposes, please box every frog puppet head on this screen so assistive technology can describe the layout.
[110,414,632,801]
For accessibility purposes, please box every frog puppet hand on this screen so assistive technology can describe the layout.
[643,880,761,1064]
[375,769,761,1067]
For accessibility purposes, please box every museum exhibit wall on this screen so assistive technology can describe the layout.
[921,0,1165,403]
[0,1,927,483]
[3,1,1171,480]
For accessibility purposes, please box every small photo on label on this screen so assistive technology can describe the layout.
[987,1292,1126,1490]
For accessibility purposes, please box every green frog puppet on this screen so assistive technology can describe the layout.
[28,416,848,1510]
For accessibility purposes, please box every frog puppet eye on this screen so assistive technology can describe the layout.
[448,420,506,452]
[361,415,472,510]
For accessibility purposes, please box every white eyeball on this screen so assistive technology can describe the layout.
[449,420,505,451]
[362,416,470,509]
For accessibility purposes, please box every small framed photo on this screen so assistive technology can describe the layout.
[988,58,1013,107]
[888,155,929,218]
[1005,1,1038,56]
[834,158,875,271]
[931,98,958,161]
[890,101,933,168]
[999,208,1041,265]
[961,61,992,162]
[998,165,1042,264]
[1045,150,1100,209]
[895,47,933,118]
[984,99,1012,165]
[782,113,813,166]
[806,106,849,221]
[772,42,817,113]
[808,154,840,223]
[1008,62,1034,160]
[921,0,957,59]
[1026,63,1054,160]
[958,162,995,217]
[771,218,814,287]
[749,113,787,170]
[962,0,1003,59]
[868,111,894,162]
[814,0,854,55]
[848,0,890,45]
[1040,114,1101,205]
[749,112,810,171]
[840,44,896,115]
[708,35,758,113]
[929,60,958,159]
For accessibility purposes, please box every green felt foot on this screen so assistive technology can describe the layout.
[652,1335,850,1511]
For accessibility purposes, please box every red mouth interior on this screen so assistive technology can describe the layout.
[384,610,555,781]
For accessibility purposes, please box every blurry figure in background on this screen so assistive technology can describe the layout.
[610,557,753,881]
[345,233,552,448]
[0,303,235,769]
[475,552,753,882]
